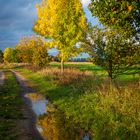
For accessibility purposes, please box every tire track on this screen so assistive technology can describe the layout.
[12,70,45,140]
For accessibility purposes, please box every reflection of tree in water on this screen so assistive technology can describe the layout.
[38,104,82,140]
[26,93,45,102]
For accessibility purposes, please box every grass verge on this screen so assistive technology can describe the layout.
[17,67,140,139]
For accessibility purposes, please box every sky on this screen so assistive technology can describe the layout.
[0,0,98,53]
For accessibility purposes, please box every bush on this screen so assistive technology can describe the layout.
[32,46,50,67]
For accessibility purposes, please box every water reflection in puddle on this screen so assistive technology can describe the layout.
[25,93,91,140]
[25,93,48,116]
[25,93,48,139]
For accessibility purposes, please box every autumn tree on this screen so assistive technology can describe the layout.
[82,26,138,79]
[32,45,50,67]
[0,50,3,63]
[16,36,46,63]
[34,0,87,72]
[16,36,38,63]
[4,48,12,63]
[3,48,18,63]
[16,36,50,66]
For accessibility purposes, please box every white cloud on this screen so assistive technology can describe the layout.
[81,0,91,7]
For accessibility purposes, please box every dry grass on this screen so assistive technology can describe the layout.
[23,64,41,72]
[38,67,92,85]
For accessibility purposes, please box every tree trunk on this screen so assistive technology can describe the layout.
[108,59,113,82]
[61,58,64,74]
[108,72,113,80]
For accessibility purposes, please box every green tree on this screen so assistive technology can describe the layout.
[89,0,140,34]
[34,0,87,72]
[82,26,138,79]
[89,0,140,83]
[0,50,3,63]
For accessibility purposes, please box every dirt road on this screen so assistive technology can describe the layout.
[12,70,45,140]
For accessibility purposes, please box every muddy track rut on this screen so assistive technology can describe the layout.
[12,70,45,140]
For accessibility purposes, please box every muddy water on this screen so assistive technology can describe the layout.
[25,93,91,140]
[24,93,49,139]
[25,93,79,140]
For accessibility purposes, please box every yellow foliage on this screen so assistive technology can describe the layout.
[34,0,87,61]
[111,18,115,23]
[16,36,48,63]
[128,5,133,12]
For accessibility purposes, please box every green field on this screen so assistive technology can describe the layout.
[50,62,104,71]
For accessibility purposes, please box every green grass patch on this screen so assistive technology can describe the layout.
[50,62,105,73]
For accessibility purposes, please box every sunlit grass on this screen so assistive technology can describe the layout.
[50,62,104,72]
[16,66,140,139]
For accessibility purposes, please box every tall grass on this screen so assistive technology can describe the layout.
[91,86,140,139]
[38,67,92,85]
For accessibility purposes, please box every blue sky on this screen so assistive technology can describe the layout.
[0,0,98,52]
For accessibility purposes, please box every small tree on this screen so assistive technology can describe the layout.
[82,26,138,79]
[16,36,47,64]
[16,36,50,66]
[34,0,87,72]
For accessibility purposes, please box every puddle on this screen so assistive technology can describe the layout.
[25,93,48,140]
[82,134,90,140]
[37,104,92,140]
[24,92,91,140]
[25,93,48,116]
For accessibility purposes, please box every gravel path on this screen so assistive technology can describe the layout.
[12,70,45,140]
